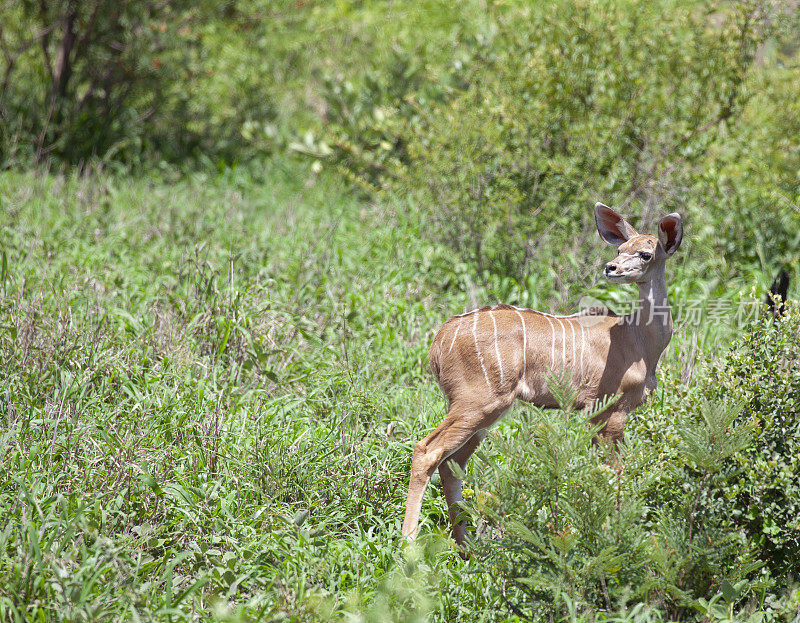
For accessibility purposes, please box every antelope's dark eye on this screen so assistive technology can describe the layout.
[640,252,652,261]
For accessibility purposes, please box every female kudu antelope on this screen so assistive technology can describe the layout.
[402,203,683,545]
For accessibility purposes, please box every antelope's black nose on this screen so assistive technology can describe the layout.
[605,263,617,274]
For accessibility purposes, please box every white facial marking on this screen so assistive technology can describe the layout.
[489,310,504,386]
[472,312,491,388]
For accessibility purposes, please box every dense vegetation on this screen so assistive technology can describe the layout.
[1,1,799,621]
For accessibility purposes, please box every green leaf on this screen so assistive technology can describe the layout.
[293,509,309,527]
[720,579,739,603]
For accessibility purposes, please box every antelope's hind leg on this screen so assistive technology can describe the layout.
[401,404,478,541]
[401,398,512,543]
[438,429,486,546]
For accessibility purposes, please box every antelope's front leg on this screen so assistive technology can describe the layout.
[588,404,632,448]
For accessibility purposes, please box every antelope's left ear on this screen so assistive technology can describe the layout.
[658,213,683,256]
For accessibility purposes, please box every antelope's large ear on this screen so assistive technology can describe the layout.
[657,213,683,256]
[594,202,638,245]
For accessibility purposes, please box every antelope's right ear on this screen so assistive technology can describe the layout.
[657,212,683,256]
[594,203,638,246]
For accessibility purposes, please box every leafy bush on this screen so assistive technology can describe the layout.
[0,1,293,166]
[322,0,785,286]
[703,305,800,578]
[636,303,800,588]
[0,1,210,165]
[462,371,763,620]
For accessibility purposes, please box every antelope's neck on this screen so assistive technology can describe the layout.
[634,265,673,367]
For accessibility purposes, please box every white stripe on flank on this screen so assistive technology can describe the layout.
[513,308,527,386]
[489,310,504,386]
[557,317,566,370]
[544,314,556,370]
[578,321,586,382]
[568,319,576,375]
[449,319,462,353]
[472,313,491,388]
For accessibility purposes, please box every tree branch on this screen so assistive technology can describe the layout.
[38,0,54,85]
[53,2,77,101]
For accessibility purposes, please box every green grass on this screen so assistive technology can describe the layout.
[0,157,791,621]
[0,159,452,620]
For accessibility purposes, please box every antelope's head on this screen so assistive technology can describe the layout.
[594,203,683,284]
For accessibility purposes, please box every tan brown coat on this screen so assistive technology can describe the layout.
[401,203,684,545]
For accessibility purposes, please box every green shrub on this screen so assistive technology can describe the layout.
[0,1,290,166]
[462,371,761,620]
[0,1,215,165]
[704,304,800,578]
[322,0,782,287]
[623,301,800,597]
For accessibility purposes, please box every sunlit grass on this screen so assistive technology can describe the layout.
[0,158,789,621]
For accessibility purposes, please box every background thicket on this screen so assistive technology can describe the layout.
[1,0,800,621]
